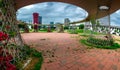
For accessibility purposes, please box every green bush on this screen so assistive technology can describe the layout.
[15,61,23,70]
[79,24,84,29]
[68,29,83,34]
[32,49,42,57]
[33,53,43,70]
[81,39,120,49]
[112,43,120,48]
[31,49,43,70]
[20,45,31,56]
[18,23,25,28]
[18,45,43,70]
[64,26,69,30]
[87,37,113,46]
[76,29,84,33]
[38,29,47,32]
[18,23,29,33]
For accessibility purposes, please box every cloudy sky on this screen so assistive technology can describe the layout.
[17,2,88,23]
[17,2,120,26]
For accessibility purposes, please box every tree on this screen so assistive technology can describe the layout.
[79,24,84,29]
[18,22,29,33]
[64,26,69,30]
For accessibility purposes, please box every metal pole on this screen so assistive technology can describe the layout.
[108,11,111,34]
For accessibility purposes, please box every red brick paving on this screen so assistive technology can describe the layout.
[22,33,120,70]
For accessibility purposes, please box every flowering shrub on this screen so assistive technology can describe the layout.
[0,32,8,41]
[0,48,15,69]
[0,31,16,70]
[0,47,16,70]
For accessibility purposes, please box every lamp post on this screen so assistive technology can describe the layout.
[98,5,112,40]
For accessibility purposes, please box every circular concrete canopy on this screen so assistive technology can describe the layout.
[15,0,120,20]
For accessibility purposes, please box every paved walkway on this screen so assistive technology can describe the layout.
[22,33,120,70]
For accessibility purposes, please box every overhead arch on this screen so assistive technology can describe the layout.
[14,0,120,20]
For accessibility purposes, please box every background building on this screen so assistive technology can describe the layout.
[38,16,42,24]
[38,16,42,29]
[64,18,70,27]
[33,13,39,24]
[50,22,54,29]
[33,13,39,31]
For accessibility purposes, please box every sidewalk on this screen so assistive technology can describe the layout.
[22,33,120,70]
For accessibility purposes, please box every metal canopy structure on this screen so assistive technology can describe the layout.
[15,0,120,20]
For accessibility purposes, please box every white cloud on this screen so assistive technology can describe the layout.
[115,9,120,14]
[23,5,34,9]
[98,10,120,26]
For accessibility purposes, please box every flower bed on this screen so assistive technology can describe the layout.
[0,47,16,70]
[81,38,120,49]
[87,37,113,46]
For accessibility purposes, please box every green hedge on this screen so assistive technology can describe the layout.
[30,48,43,70]
[33,51,43,70]
[79,24,84,29]
[68,29,83,34]
[87,37,114,46]
[15,45,43,70]
[81,39,120,49]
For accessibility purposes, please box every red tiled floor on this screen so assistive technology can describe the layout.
[22,33,120,70]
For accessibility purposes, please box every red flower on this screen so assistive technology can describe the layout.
[0,32,8,41]
[6,62,16,70]
[3,51,13,61]
[0,47,16,70]
[6,25,11,29]
[0,56,4,63]
[0,47,3,56]
[4,55,13,61]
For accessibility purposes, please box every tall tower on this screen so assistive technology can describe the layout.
[33,13,39,24]
[33,13,39,31]
[50,22,54,28]
[64,18,70,27]
[38,16,42,24]
[38,16,42,29]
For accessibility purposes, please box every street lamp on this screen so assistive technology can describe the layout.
[98,5,111,39]
[99,5,109,11]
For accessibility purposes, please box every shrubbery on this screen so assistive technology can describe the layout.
[13,44,43,70]
[81,37,120,49]
[64,26,69,30]
[87,37,114,46]
[68,29,83,34]
[18,23,29,33]
[79,24,84,29]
